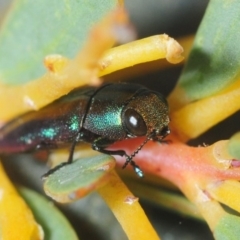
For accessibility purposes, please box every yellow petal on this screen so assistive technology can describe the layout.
[0,162,43,240]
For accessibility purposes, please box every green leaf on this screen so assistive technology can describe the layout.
[43,154,116,203]
[228,132,240,159]
[0,0,119,85]
[214,214,240,240]
[178,0,240,101]
[18,186,79,240]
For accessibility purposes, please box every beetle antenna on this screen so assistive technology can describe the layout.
[130,135,151,158]
[122,133,154,177]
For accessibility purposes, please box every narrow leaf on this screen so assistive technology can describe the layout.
[43,154,116,203]
[19,187,78,240]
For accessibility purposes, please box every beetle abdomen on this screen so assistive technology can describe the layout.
[0,94,89,153]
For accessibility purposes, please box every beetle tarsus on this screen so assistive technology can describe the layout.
[41,162,69,180]
[122,154,131,169]
[122,155,144,177]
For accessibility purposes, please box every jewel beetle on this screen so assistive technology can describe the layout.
[0,83,170,177]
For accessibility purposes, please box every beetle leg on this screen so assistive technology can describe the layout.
[62,139,78,164]
[42,133,82,179]
[92,138,144,178]
[122,157,144,178]
[41,161,68,179]
[92,137,126,157]
[153,138,171,144]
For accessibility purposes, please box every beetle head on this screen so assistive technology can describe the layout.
[121,91,170,139]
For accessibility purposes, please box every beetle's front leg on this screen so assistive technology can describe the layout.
[92,138,144,178]
[92,137,126,157]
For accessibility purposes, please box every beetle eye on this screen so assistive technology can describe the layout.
[123,109,147,136]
